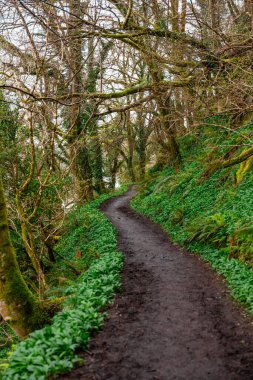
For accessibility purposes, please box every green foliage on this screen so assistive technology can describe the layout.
[0,91,20,182]
[170,208,184,226]
[0,91,18,148]
[2,193,124,379]
[186,214,228,247]
[229,224,253,264]
[0,324,19,360]
[132,129,253,313]
[188,242,253,314]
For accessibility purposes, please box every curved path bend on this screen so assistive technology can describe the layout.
[61,188,253,380]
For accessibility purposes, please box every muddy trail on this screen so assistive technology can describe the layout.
[60,188,253,380]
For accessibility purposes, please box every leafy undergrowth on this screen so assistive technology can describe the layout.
[132,170,253,314]
[132,122,253,314]
[2,193,124,380]
[0,323,19,361]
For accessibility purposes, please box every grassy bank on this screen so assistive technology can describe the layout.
[2,193,123,379]
[132,123,253,314]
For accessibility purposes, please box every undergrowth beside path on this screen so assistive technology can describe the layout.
[2,194,123,380]
[132,169,253,315]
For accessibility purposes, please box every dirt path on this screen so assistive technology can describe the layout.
[60,188,253,380]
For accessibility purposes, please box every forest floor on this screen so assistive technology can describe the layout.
[59,188,253,380]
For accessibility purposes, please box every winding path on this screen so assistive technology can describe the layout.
[61,188,253,380]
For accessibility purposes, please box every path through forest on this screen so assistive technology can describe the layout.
[60,188,253,380]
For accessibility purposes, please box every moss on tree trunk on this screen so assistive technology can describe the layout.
[0,175,50,337]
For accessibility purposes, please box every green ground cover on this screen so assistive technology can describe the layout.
[132,121,253,314]
[1,193,123,379]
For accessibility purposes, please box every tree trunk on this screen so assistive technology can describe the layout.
[68,0,94,202]
[127,158,136,182]
[74,140,94,201]
[156,102,181,165]
[89,121,105,194]
[109,155,120,190]
[93,138,105,193]
[15,186,47,292]
[138,149,146,179]
[146,60,181,165]
[110,169,117,190]
[136,126,146,179]
[126,111,136,181]
[20,221,47,293]
[0,175,50,337]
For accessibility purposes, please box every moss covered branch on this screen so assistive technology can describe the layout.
[1,77,192,103]
[203,145,253,178]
